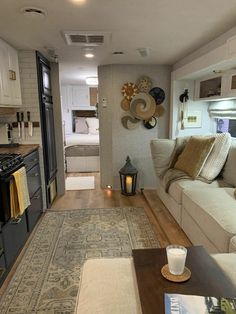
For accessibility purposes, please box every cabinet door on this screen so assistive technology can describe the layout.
[72,86,90,108]
[223,70,236,97]
[0,39,11,105]
[8,45,22,106]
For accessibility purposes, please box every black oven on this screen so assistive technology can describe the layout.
[0,154,24,223]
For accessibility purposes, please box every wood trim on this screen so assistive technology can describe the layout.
[72,110,96,117]
[0,108,17,116]
[12,122,40,128]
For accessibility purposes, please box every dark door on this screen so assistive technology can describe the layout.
[36,52,57,207]
[42,98,57,181]
[42,64,52,96]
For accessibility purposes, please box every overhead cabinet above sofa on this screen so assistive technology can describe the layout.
[194,70,236,101]
[0,38,22,107]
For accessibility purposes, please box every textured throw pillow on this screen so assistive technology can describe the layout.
[200,133,231,181]
[75,117,88,134]
[174,136,215,179]
[86,117,99,134]
[221,137,236,186]
[150,139,176,177]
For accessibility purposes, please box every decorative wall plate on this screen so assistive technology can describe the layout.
[120,98,130,111]
[130,93,156,120]
[121,115,140,129]
[136,76,152,93]
[154,105,165,117]
[143,116,157,129]
[121,82,138,100]
[149,87,165,105]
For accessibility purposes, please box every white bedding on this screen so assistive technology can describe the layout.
[65,133,99,147]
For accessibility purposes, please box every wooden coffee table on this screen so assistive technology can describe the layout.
[132,246,236,314]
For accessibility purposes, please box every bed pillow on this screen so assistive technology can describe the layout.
[86,118,99,135]
[174,136,215,179]
[75,117,89,134]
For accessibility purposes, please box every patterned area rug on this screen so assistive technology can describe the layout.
[0,207,159,313]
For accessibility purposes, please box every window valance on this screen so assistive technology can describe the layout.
[208,101,236,118]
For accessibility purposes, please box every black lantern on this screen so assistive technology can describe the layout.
[119,156,138,196]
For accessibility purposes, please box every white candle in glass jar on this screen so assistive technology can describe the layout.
[166,245,187,275]
[126,176,132,193]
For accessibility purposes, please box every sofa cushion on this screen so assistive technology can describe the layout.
[174,136,215,179]
[222,137,236,187]
[229,236,236,253]
[168,179,230,205]
[200,133,231,181]
[150,139,175,176]
[212,253,236,283]
[182,188,236,252]
[77,258,142,314]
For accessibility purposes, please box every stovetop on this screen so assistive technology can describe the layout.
[0,153,23,177]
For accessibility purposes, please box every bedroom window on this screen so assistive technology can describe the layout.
[216,118,236,137]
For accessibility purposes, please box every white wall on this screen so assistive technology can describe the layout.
[170,80,214,139]
[98,64,171,190]
[61,85,94,135]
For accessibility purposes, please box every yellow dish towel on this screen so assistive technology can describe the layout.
[10,167,31,219]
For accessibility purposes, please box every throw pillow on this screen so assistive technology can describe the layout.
[222,138,236,187]
[75,117,88,134]
[150,139,176,177]
[200,133,231,181]
[174,136,215,179]
[86,117,99,135]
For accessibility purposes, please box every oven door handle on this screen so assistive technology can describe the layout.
[0,164,25,182]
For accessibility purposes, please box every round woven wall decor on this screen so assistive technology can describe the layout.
[130,93,156,120]
[121,82,138,100]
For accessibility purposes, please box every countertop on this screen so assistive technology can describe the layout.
[0,144,39,157]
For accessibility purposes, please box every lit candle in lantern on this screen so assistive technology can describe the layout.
[126,176,132,194]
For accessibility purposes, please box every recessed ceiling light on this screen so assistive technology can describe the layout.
[113,51,124,55]
[86,77,98,85]
[69,0,86,3]
[20,7,46,19]
[85,53,94,58]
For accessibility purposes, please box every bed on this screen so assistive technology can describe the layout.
[64,110,100,172]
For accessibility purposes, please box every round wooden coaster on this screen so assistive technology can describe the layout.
[161,264,191,283]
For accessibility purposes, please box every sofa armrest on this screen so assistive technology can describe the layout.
[150,139,175,177]
[229,236,236,253]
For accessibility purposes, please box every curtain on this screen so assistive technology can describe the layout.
[208,101,236,118]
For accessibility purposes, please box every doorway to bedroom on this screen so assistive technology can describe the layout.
[61,84,100,192]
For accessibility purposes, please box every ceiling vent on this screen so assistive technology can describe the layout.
[63,31,110,47]
[137,48,150,57]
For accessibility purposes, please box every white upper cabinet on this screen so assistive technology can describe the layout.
[223,69,236,97]
[194,71,236,101]
[0,38,22,107]
[71,86,90,108]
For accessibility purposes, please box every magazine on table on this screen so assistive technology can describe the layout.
[165,293,236,314]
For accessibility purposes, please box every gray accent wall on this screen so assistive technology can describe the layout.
[98,64,171,190]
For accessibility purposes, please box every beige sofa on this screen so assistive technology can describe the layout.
[150,136,236,254]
